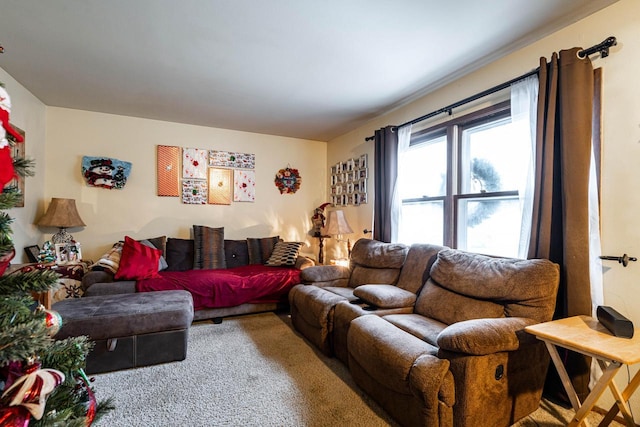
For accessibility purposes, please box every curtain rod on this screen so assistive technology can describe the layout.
[365,36,617,141]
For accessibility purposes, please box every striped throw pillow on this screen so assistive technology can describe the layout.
[265,242,303,267]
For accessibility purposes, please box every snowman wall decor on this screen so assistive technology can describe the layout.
[82,156,132,189]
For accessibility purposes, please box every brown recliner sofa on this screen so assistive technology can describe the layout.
[290,240,560,427]
[288,239,444,359]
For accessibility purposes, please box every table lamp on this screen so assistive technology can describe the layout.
[37,198,86,244]
[322,209,354,257]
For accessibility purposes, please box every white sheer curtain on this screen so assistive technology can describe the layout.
[511,76,538,259]
[390,124,412,243]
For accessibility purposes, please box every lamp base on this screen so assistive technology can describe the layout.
[51,228,73,244]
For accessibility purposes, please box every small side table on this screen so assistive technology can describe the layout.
[525,315,640,426]
[9,261,91,309]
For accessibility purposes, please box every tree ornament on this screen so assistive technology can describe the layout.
[0,405,30,427]
[0,362,65,420]
[43,308,63,336]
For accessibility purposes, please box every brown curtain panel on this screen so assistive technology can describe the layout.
[373,126,398,243]
[529,48,596,401]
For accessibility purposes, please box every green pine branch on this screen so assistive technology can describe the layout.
[12,155,36,178]
[0,188,22,210]
[0,320,51,365]
[0,269,61,295]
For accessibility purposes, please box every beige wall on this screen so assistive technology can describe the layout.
[43,108,326,261]
[0,67,47,261]
[328,0,640,415]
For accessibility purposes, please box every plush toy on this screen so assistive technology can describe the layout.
[0,85,24,188]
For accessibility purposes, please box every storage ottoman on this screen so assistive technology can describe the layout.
[54,290,194,374]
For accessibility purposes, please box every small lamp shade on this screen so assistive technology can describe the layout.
[321,210,354,236]
[322,210,354,257]
[38,198,86,244]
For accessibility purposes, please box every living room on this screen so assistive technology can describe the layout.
[2,0,640,424]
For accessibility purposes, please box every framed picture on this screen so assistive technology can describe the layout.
[24,245,40,263]
[359,154,368,169]
[55,242,82,265]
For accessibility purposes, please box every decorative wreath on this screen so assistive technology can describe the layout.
[274,166,301,194]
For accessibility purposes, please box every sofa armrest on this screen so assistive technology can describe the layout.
[436,317,538,356]
[300,265,350,287]
[295,256,315,270]
[82,270,116,291]
[353,284,416,309]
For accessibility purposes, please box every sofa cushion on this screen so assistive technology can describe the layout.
[428,249,560,322]
[114,236,162,280]
[354,284,416,309]
[265,241,303,267]
[140,239,168,271]
[165,238,194,271]
[348,239,408,288]
[350,239,408,269]
[90,242,124,274]
[382,313,448,347]
[193,225,226,270]
[224,239,250,269]
[247,236,280,264]
[415,278,505,325]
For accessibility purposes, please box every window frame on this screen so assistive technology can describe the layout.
[402,100,514,250]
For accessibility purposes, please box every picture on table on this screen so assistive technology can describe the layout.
[55,242,82,265]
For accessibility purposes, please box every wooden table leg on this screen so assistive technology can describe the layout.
[544,342,624,427]
[599,367,640,427]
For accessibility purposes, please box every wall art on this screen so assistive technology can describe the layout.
[330,154,367,206]
[82,156,132,189]
[209,150,255,169]
[274,166,301,194]
[234,169,256,202]
[182,148,208,179]
[208,168,232,205]
[182,179,208,204]
[157,145,181,196]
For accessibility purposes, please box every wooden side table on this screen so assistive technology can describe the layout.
[7,261,91,309]
[525,315,640,426]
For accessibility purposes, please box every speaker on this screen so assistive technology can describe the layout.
[596,306,634,339]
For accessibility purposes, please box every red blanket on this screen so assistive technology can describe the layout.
[135,265,301,310]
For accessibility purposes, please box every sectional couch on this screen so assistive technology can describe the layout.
[82,231,313,322]
[289,238,560,427]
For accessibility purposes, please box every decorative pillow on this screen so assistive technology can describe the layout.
[224,239,250,269]
[140,239,169,271]
[145,235,167,257]
[165,238,194,271]
[193,225,226,270]
[265,241,303,267]
[114,236,162,280]
[247,236,280,265]
[89,242,124,274]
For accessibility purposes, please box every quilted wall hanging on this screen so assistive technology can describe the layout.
[234,169,256,202]
[183,148,208,179]
[208,168,232,205]
[157,145,181,196]
[82,156,132,189]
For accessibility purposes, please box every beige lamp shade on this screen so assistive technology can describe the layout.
[321,210,353,236]
[38,198,86,244]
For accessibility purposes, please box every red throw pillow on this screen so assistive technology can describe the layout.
[115,236,162,280]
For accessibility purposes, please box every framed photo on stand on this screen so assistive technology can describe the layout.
[55,242,82,265]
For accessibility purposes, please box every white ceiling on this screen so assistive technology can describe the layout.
[0,0,618,141]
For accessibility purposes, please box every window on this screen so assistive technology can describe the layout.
[398,101,529,257]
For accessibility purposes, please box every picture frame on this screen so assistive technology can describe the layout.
[359,154,368,169]
[24,245,40,263]
[55,242,82,265]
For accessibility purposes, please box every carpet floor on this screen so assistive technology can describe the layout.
[93,312,624,426]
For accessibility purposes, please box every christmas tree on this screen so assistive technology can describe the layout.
[0,82,111,426]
